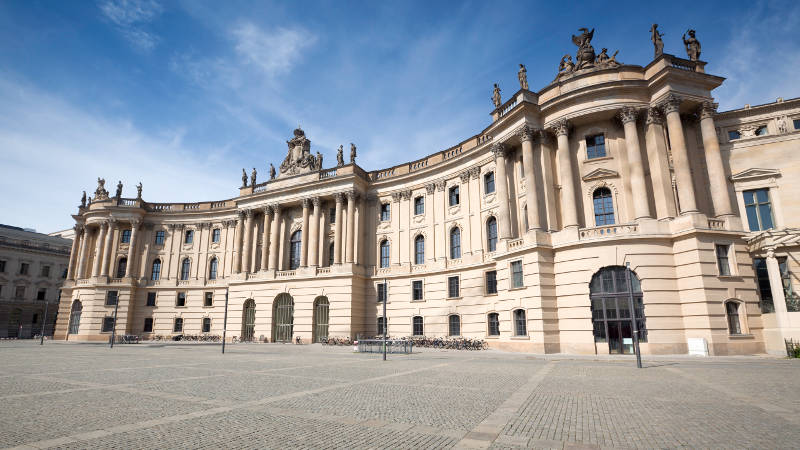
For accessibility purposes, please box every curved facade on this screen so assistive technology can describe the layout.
[55,46,800,355]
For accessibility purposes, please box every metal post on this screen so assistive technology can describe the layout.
[40,300,49,345]
[625,262,642,368]
[222,287,229,354]
[110,295,120,349]
[383,278,387,361]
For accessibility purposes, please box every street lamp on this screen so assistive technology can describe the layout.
[109,293,120,349]
[222,287,229,354]
[625,262,642,368]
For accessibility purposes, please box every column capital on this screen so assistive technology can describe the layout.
[335,192,345,203]
[766,247,776,259]
[661,94,682,115]
[549,118,570,137]
[271,203,282,215]
[425,183,436,195]
[699,101,718,120]
[391,191,402,202]
[618,106,639,124]
[74,223,84,233]
[491,142,509,159]
[346,190,357,201]
[237,210,246,220]
[435,179,447,192]
[469,166,481,179]
[130,219,142,229]
[645,106,664,125]
[516,125,538,143]
[459,170,471,183]
[245,209,254,219]
[302,198,311,209]
[400,189,412,200]
[143,222,154,230]
[312,197,321,208]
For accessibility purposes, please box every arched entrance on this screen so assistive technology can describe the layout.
[589,266,647,354]
[241,299,256,342]
[68,300,82,335]
[272,293,294,342]
[312,296,329,343]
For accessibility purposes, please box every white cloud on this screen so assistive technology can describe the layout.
[232,23,316,77]
[98,0,163,51]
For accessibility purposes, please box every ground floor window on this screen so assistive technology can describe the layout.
[202,317,211,333]
[448,315,460,336]
[513,309,527,336]
[143,317,153,332]
[726,301,742,335]
[412,316,423,336]
[487,313,499,336]
[101,316,114,332]
[377,316,386,336]
[173,317,183,333]
[590,266,647,354]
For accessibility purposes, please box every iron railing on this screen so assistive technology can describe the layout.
[357,339,413,354]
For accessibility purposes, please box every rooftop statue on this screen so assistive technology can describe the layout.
[80,191,86,208]
[595,48,620,68]
[651,24,664,58]
[250,167,257,187]
[241,168,248,187]
[279,127,319,177]
[572,27,595,70]
[558,54,574,75]
[492,83,501,108]
[683,29,701,61]
[336,145,344,167]
[518,64,528,90]
[136,182,142,199]
[94,177,109,200]
[316,152,323,170]
[115,181,123,199]
[350,143,357,164]
[269,163,276,180]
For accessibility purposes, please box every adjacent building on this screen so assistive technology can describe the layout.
[54,28,800,355]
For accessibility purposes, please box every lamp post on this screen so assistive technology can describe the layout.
[625,262,642,368]
[109,294,120,349]
[222,287,229,354]
[383,278,387,361]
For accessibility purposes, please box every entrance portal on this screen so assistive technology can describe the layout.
[589,266,647,354]
[272,293,294,342]
[241,299,255,341]
[313,297,329,343]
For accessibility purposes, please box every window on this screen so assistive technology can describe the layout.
[173,317,183,333]
[202,317,212,333]
[726,301,742,335]
[755,125,768,136]
[116,258,127,278]
[414,196,424,215]
[102,316,115,332]
[61,268,67,279]
[589,267,648,353]
[328,242,335,266]
[155,230,165,244]
[753,258,774,313]
[176,292,186,307]
[593,188,615,226]
[412,316,424,336]
[146,292,156,306]
[511,260,524,288]
[716,244,731,276]
[121,229,131,243]
[794,119,800,130]
[514,309,527,336]
[379,240,390,268]
[143,318,153,332]
[743,188,774,232]
[586,134,606,159]
[209,258,218,280]
[212,228,221,243]
[377,317,386,336]
[448,276,460,298]
[414,235,425,264]
[15,285,25,298]
[180,258,191,280]
[289,230,302,270]
[20,263,29,275]
[449,186,460,206]
[204,292,213,307]
[488,313,500,336]
[448,315,460,336]
[151,259,161,280]
[380,203,391,221]
[377,283,387,303]
[0,260,5,272]
[184,230,194,244]
[329,207,336,224]
[412,280,423,301]
[32,313,38,324]
[484,172,495,194]
[449,227,461,259]
[728,130,741,140]
[486,217,498,252]
[479,271,496,297]
[105,291,118,306]
[40,265,50,277]
[37,289,46,300]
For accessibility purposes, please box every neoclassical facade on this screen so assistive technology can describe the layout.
[55,29,800,355]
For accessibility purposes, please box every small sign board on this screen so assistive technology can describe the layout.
[687,337,709,356]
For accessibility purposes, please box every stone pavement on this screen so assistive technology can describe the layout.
[0,341,798,449]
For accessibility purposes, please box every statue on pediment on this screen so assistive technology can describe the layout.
[80,191,86,208]
[596,48,620,68]
[492,83,501,108]
[94,177,109,200]
[518,64,528,90]
[350,143,357,164]
[316,152,323,170]
[269,163,276,180]
[115,181,123,199]
[651,24,664,58]
[572,28,595,70]
[279,127,321,177]
[241,168,248,187]
[683,29,701,61]
[336,145,344,167]
[250,167,257,187]
[136,182,142,199]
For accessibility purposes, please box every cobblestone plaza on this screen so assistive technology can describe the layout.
[0,342,798,449]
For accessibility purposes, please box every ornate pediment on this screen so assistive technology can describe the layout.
[582,168,619,182]
[729,168,781,182]
[278,128,322,178]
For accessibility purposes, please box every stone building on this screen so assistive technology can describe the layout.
[0,225,71,338]
[55,28,800,355]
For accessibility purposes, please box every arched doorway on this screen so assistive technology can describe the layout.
[7,308,22,338]
[272,293,294,342]
[312,296,329,343]
[241,299,256,341]
[589,266,647,354]
[68,300,82,335]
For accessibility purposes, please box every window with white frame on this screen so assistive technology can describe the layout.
[725,301,742,335]
[511,260,524,288]
[716,244,732,276]
[449,186,460,206]
[486,270,497,294]
[513,309,527,336]
[411,280,423,301]
[448,315,460,336]
[414,196,424,215]
[447,276,460,298]
[743,188,774,231]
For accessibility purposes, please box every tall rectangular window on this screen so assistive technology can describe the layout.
[0,260,5,272]
[105,291,118,306]
[484,172,495,194]
[37,289,46,300]
[121,229,131,243]
[176,292,186,307]
[586,134,606,159]
[753,258,774,313]
[15,285,25,298]
[449,186,460,206]
[486,270,498,294]
[487,313,500,336]
[329,207,336,224]
[448,276,460,298]
[743,188,774,231]
[380,203,391,221]
[412,316,424,336]
[102,317,115,332]
[377,317,386,336]
[204,292,213,307]
[794,119,800,130]
[155,231,165,244]
[511,260,524,288]
[40,265,50,277]
[412,280,423,300]
[414,196,424,215]
[173,318,183,333]
[146,292,156,306]
[377,283,387,303]
[779,258,800,312]
[716,244,731,276]
[212,229,221,243]
[514,309,527,336]
[143,317,153,332]
[184,230,194,244]
[20,263,29,275]
[448,315,460,336]
[202,317,212,333]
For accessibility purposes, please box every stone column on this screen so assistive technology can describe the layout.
[66,224,81,280]
[644,107,677,220]
[492,143,512,239]
[300,198,310,267]
[101,221,116,277]
[539,131,559,231]
[619,107,652,220]
[699,101,735,218]
[92,222,107,277]
[662,94,698,214]
[309,198,320,267]
[125,220,140,277]
[260,206,272,271]
[333,193,344,264]
[766,249,791,332]
[553,119,579,228]
[345,191,356,263]
[76,227,89,279]
[234,211,244,273]
[268,205,282,270]
[242,209,254,273]
[518,126,542,230]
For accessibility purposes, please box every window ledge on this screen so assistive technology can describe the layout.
[729,333,755,339]
[511,335,530,340]
[410,299,425,303]
[718,275,743,280]
[486,336,500,339]
[175,305,187,308]
[447,297,462,300]
[509,286,525,291]
[583,155,613,164]
[485,292,498,296]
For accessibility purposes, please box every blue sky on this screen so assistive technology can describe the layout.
[1,0,798,233]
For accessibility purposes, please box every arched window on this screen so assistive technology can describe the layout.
[487,313,499,336]
[116,258,127,278]
[589,266,646,354]
[448,314,461,336]
[328,242,335,266]
[208,258,218,280]
[486,217,498,252]
[726,301,742,335]
[68,300,82,334]
[289,230,302,270]
[450,227,461,259]
[593,187,615,226]
[412,316,424,336]
[379,240,390,268]
[151,259,161,281]
[414,235,425,265]
[180,258,190,280]
[513,309,527,336]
